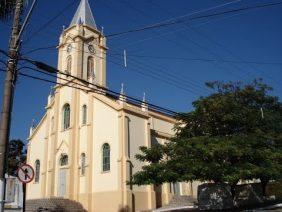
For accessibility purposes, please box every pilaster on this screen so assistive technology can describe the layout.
[86,94,94,211]
[50,87,61,196]
[69,84,79,199]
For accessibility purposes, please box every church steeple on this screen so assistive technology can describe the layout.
[57,0,107,88]
[70,0,97,29]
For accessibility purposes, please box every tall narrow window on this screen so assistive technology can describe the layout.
[66,56,72,75]
[82,105,87,125]
[62,104,70,130]
[60,154,68,166]
[87,56,94,79]
[102,143,110,172]
[51,116,54,132]
[35,160,40,183]
[81,153,86,176]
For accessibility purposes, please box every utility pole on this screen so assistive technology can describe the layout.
[0,0,24,211]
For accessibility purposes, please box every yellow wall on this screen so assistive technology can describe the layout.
[92,97,120,192]
[26,116,47,199]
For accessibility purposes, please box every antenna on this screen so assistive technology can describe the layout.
[124,50,127,68]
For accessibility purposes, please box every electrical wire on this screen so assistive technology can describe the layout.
[105,1,282,38]
[116,54,282,66]
[110,1,248,81]
[186,25,280,85]
[19,42,282,67]
[1,66,178,115]
[139,0,253,80]
[111,52,209,94]
[134,0,281,86]
[17,59,179,115]
[108,54,204,96]
[0,60,7,67]
[19,43,209,95]
[110,1,247,82]
[23,0,78,45]
[0,68,91,93]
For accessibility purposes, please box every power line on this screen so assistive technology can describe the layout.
[119,54,282,66]
[18,58,179,115]
[105,1,282,38]
[116,0,280,82]
[107,0,242,42]
[186,25,281,85]
[108,54,205,96]
[110,52,209,94]
[0,60,7,67]
[126,0,282,76]
[112,1,249,80]
[19,43,209,95]
[23,0,78,45]
[0,68,92,93]
[101,1,225,92]
[111,1,247,82]
[1,66,178,116]
[141,0,258,80]
[113,0,241,46]
[111,12,240,50]
[19,37,225,95]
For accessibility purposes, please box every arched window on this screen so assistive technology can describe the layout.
[87,56,94,79]
[35,160,40,183]
[60,154,68,166]
[82,105,87,125]
[81,153,86,176]
[62,104,70,130]
[66,56,72,75]
[102,143,110,172]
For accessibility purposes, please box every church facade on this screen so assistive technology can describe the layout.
[26,1,198,211]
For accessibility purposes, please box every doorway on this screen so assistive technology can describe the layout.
[58,168,67,197]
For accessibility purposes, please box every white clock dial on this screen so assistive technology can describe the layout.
[67,44,72,53]
[88,44,96,54]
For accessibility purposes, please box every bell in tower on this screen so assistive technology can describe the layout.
[57,0,107,88]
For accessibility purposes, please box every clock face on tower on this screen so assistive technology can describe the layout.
[67,44,72,53]
[88,44,96,54]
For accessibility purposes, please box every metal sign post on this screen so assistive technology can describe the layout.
[17,164,34,211]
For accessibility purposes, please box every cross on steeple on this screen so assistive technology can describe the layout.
[70,0,97,29]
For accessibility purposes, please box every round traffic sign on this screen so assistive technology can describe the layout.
[17,164,35,184]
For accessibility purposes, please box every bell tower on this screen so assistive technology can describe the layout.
[57,0,107,87]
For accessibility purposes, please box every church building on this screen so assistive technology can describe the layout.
[26,0,198,211]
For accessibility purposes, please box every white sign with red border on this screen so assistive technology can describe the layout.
[17,163,35,184]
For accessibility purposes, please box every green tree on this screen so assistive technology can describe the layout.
[131,79,282,197]
[7,139,26,176]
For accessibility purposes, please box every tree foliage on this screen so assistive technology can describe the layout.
[131,79,282,194]
[7,139,26,176]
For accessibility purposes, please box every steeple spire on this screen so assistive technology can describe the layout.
[70,0,97,29]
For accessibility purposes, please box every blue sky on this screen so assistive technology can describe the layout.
[0,0,281,141]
